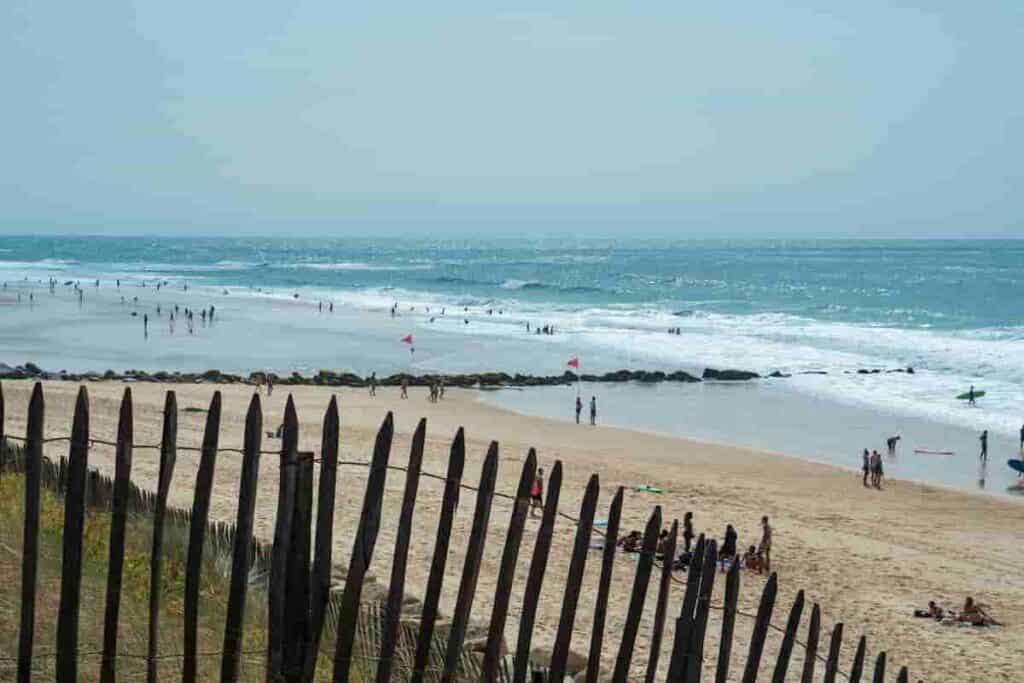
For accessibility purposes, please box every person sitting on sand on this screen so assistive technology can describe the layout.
[617,531,643,553]
[958,597,999,626]
[742,545,763,573]
[913,600,945,620]
[655,529,670,560]
[719,524,738,572]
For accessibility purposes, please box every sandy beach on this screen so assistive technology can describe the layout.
[1,378,1020,680]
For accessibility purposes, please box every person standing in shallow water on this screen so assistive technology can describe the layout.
[979,430,988,462]
[862,449,870,487]
[590,396,597,426]
[575,396,582,424]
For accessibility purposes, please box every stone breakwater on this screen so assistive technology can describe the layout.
[0,361,915,388]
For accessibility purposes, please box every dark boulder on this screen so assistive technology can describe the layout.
[702,368,760,381]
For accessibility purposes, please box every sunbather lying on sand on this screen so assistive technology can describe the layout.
[957,597,1000,626]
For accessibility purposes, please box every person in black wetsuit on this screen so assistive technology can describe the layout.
[979,430,988,462]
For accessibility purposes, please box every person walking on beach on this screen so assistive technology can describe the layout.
[862,449,870,487]
[886,435,900,456]
[590,396,597,426]
[400,377,409,399]
[871,450,884,489]
[369,372,377,396]
[759,515,773,572]
[979,430,988,462]
[575,396,582,424]
[530,467,545,517]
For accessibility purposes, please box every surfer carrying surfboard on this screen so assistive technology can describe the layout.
[968,385,977,406]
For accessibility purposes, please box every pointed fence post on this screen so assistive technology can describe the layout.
[183,391,222,683]
[57,387,89,683]
[268,396,300,682]
[644,519,677,683]
[376,418,426,683]
[667,535,705,682]
[872,652,886,683]
[283,452,315,680]
[100,388,134,683]
[800,603,821,683]
[331,413,394,683]
[147,391,177,683]
[549,474,600,682]
[305,396,340,679]
[849,636,867,683]
[822,623,843,683]
[222,394,262,682]
[583,486,623,683]
[740,572,778,683]
[683,539,719,683]
[611,506,662,683]
[513,461,564,683]
[483,450,537,680]
[770,589,805,683]
[714,551,741,683]
[410,429,466,683]
[439,442,500,683]
[17,382,43,683]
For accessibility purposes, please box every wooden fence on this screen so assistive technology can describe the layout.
[0,381,910,682]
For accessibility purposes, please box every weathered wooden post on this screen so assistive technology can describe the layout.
[57,387,89,682]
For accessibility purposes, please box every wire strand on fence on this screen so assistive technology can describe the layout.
[1,428,851,679]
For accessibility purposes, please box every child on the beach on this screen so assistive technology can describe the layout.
[530,467,544,517]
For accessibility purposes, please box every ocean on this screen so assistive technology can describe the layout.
[1,236,1022,496]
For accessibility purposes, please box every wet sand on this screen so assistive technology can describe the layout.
[1,379,1020,680]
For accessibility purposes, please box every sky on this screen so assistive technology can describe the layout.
[1,2,1022,238]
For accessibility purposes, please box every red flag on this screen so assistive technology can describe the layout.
[567,357,579,369]
[400,334,414,344]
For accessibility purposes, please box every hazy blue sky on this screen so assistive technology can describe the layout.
[2,2,1021,237]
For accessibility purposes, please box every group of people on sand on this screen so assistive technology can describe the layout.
[862,448,886,489]
[608,511,775,577]
[914,597,1000,627]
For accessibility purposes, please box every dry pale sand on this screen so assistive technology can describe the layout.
[1,379,1021,681]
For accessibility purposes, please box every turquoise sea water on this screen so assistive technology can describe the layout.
[1,237,1022,472]
[2,236,1022,330]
